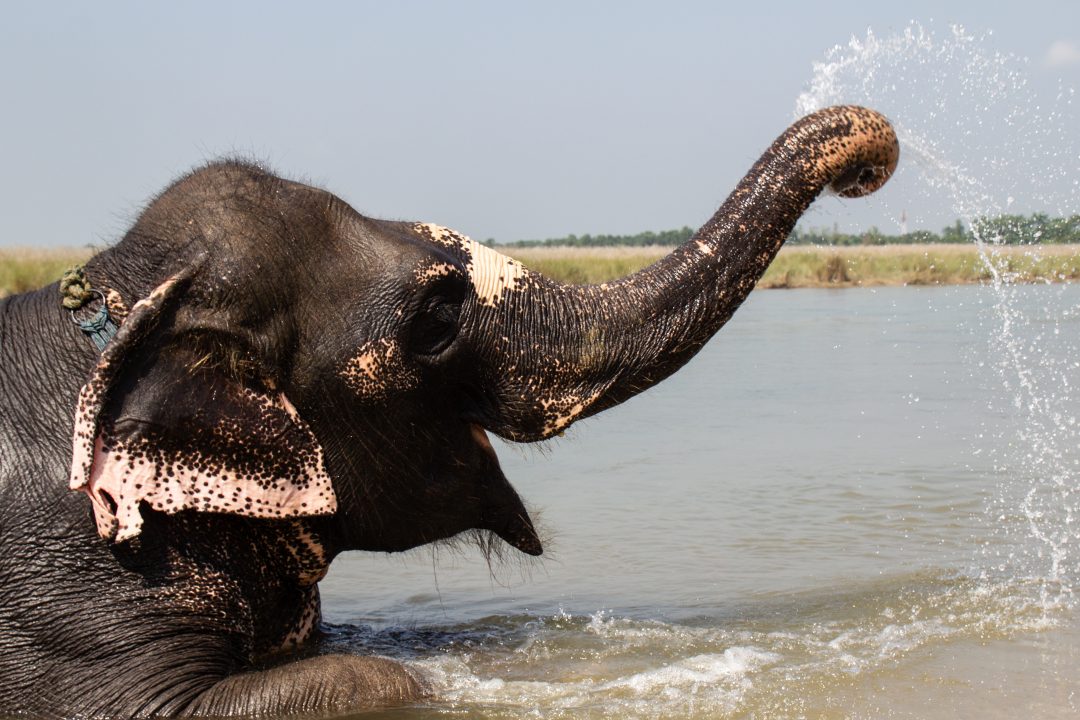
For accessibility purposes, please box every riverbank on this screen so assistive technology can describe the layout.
[507,244,1080,287]
[1,244,1077,297]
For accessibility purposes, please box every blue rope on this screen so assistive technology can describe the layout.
[61,266,118,351]
[76,301,119,352]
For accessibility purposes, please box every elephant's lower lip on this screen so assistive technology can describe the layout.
[470,423,497,458]
[468,422,542,556]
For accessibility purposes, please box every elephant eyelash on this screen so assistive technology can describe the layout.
[409,299,462,357]
[408,275,467,358]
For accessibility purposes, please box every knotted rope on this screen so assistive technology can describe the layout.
[59,265,94,310]
[60,265,118,351]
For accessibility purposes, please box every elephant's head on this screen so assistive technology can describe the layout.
[69,106,897,566]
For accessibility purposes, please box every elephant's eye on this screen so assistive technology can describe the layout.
[410,296,462,357]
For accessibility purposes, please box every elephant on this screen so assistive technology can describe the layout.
[0,105,897,717]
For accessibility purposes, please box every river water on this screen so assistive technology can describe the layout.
[319,282,1080,719]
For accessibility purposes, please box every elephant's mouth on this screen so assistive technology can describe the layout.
[469,423,543,556]
[470,423,498,458]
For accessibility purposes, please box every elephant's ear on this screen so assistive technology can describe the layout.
[69,273,337,542]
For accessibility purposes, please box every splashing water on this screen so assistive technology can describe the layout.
[796,23,1080,609]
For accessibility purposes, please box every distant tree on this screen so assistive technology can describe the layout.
[940,219,969,243]
[860,226,883,245]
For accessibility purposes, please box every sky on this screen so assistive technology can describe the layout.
[1,1,1078,249]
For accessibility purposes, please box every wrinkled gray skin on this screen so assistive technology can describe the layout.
[0,106,897,718]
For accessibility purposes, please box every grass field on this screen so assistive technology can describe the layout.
[1,244,1077,298]
[0,248,94,298]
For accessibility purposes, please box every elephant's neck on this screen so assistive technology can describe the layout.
[126,513,332,661]
[0,286,99,479]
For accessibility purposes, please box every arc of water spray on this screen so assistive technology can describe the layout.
[795,22,1080,610]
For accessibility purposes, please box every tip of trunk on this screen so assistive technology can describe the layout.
[797,106,900,198]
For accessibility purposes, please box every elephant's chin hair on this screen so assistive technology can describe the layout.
[428,515,552,578]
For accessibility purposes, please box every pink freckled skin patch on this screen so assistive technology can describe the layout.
[414,261,455,283]
[76,389,337,542]
[412,223,527,307]
[340,338,419,400]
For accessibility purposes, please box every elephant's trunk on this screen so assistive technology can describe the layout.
[429,106,899,442]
